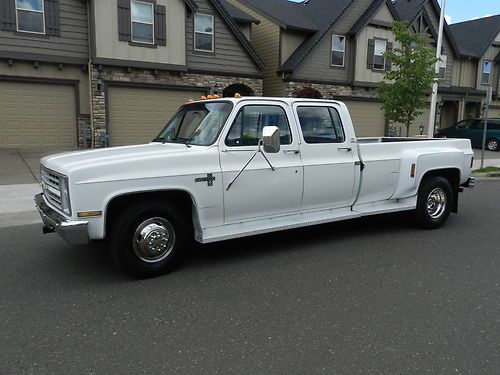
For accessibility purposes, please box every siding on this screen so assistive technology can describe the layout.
[355,25,397,83]
[186,0,261,76]
[227,0,281,95]
[280,28,308,66]
[372,3,394,23]
[235,21,251,41]
[291,0,375,83]
[0,0,88,62]
[93,0,185,66]
[451,59,477,88]
[477,45,500,89]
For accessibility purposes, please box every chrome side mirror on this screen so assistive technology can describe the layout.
[262,126,280,153]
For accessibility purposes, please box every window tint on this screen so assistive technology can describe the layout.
[226,105,292,146]
[489,121,500,131]
[297,106,345,144]
[471,120,484,130]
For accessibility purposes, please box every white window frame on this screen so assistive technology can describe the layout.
[131,0,155,45]
[331,34,345,67]
[194,13,214,53]
[373,39,387,71]
[482,60,492,85]
[438,55,447,80]
[15,0,46,35]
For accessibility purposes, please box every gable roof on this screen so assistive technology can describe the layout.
[449,15,500,58]
[197,0,265,71]
[393,0,460,56]
[349,0,399,35]
[219,0,260,24]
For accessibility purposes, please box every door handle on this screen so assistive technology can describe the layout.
[338,147,352,152]
[283,149,300,154]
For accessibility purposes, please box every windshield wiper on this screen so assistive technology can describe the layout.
[175,137,193,147]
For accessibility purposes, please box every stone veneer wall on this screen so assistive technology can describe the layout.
[89,64,263,148]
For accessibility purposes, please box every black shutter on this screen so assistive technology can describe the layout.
[44,0,60,36]
[0,0,16,31]
[154,4,166,46]
[385,42,393,71]
[117,0,131,42]
[367,39,374,69]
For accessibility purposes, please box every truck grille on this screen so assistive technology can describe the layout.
[41,166,64,212]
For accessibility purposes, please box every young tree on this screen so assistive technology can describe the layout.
[377,21,439,137]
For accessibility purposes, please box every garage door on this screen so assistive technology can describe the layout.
[342,100,386,137]
[0,81,76,148]
[108,86,207,146]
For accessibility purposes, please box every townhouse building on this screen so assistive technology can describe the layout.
[449,15,500,120]
[0,0,264,148]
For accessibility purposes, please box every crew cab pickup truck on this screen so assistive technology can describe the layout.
[35,98,475,277]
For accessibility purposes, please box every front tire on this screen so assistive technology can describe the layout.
[414,176,453,229]
[109,200,190,278]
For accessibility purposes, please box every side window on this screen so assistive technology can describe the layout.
[456,120,473,129]
[470,120,483,130]
[297,106,345,144]
[226,105,292,146]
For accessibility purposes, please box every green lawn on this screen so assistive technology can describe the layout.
[473,166,500,173]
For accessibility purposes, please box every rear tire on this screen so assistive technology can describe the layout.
[109,200,190,278]
[486,138,500,151]
[414,176,453,229]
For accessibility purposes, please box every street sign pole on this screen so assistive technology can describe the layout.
[480,86,492,169]
[428,0,447,138]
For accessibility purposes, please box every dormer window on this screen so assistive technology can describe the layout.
[131,0,154,44]
[331,35,345,67]
[194,14,214,52]
[16,0,45,34]
[373,39,386,70]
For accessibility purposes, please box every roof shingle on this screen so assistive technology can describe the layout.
[449,15,500,58]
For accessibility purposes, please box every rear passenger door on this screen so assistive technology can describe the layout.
[293,103,358,210]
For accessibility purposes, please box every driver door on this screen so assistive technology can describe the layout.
[219,101,303,223]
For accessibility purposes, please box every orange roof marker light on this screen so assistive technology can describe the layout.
[234,93,241,98]
[200,96,207,100]
[213,94,220,99]
[207,95,214,99]
[187,99,194,103]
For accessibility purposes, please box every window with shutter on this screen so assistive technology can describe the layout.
[131,0,154,44]
[44,0,60,36]
[154,4,166,46]
[117,0,131,42]
[367,39,375,69]
[373,39,387,71]
[16,0,45,34]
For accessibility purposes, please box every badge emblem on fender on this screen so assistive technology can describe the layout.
[195,173,216,187]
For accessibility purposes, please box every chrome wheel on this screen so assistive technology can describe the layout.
[426,188,447,219]
[487,139,499,151]
[133,217,176,263]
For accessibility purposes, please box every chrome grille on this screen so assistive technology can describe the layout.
[41,166,63,212]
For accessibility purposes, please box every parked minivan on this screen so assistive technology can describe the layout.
[435,118,500,151]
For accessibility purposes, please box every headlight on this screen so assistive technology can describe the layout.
[59,175,71,216]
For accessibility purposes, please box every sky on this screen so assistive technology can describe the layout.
[287,0,500,24]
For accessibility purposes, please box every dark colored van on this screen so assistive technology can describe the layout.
[435,118,500,151]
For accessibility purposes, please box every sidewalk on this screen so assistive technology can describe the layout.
[0,148,72,229]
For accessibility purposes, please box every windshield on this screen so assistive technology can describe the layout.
[153,101,233,146]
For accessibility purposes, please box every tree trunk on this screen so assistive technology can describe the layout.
[406,120,410,137]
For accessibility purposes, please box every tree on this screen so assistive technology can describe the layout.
[377,21,439,137]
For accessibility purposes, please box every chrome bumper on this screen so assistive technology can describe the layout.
[35,193,89,245]
[461,176,475,189]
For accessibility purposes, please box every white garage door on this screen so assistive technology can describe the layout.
[342,100,386,137]
[108,86,207,146]
[0,81,76,148]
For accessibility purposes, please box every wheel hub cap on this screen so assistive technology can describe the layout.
[426,188,447,219]
[133,218,175,263]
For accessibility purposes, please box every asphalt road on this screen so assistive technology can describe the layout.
[1,180,499,374]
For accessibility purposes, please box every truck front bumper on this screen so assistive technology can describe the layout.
[35,193,89,245]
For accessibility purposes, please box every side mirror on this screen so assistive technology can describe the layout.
[262,126,280,153]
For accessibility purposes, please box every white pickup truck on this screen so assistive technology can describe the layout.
[35,97,475,277]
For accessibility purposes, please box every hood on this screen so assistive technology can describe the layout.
[41,143,216,184]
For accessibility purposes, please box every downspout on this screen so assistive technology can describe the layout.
[86,0,95,148]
